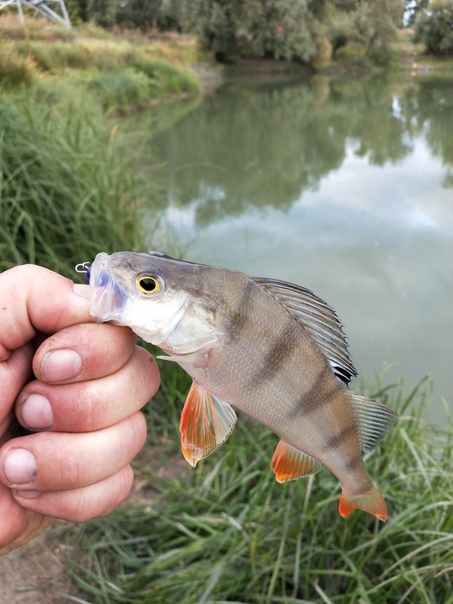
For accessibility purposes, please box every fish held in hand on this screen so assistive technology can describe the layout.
[88,251,398,521]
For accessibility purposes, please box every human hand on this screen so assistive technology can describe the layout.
[0,265,160,555]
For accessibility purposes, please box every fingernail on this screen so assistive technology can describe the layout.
[73,284,90,299]
[41,349,83,382]
[3,449,37,485]
[15,490,41,499]
[21,394,53,430]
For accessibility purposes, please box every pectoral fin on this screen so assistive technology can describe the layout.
[271,440,322,483]
[180,381,237,467]
[157,352,209,367]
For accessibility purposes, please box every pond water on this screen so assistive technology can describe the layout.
[139,73,453,425]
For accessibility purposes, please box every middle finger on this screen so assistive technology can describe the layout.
[0,411,147,491]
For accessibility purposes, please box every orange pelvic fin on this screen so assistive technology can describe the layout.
[339,483,388,522]
[271,439,322,483]
[179,381,237,468]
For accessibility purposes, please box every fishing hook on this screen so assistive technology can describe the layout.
[75,261,91,283]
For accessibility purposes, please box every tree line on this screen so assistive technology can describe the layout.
[66,0,453,66]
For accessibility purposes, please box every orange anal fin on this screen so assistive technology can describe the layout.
[179,381,237,468]
[271,440,322,483]
[339,483,388,522]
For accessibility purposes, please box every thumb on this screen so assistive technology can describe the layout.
[0,264,92,358]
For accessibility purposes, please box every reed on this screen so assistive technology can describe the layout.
[0,90,146,276]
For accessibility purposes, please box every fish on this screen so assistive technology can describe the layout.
[88,251,398,521]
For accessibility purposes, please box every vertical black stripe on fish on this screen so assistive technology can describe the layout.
[345,452,364,473]
[324,424,359,451]
[254,319,300,383]
[287,363,334,417]
[227,279,255,339]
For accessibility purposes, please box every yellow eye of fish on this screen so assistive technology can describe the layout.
[137,276,160,294]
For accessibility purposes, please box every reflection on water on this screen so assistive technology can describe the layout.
[144,74,453,424]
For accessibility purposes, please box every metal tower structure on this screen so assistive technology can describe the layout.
[0,0,71,28]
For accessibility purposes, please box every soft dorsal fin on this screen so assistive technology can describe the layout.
[253,277,357,384]
[350,392,398,453]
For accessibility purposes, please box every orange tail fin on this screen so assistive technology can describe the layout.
[339,483,388,521]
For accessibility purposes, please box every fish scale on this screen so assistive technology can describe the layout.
[87,250,398,521]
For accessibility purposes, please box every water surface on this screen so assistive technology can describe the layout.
[142,74,453,424]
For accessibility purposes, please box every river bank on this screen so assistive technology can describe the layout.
[2,16,453,107]
[0,16,202,113]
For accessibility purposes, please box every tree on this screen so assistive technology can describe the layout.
[182,0,332,67]
[86,0,118,27]
[327,0,404,58]
[404,0,430,25]
[62,0,408,69]
[414,0,453,55]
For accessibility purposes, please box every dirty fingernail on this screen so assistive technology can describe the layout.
[41,349,83,382]
[4,449,37,485]
[21,394,53,430]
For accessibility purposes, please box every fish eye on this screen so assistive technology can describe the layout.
[137,275,161,294]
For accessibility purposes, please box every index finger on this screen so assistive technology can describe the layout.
[32,323,137,384]
[0,265,92,358]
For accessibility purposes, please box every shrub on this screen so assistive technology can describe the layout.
[369,42,395,66]
[186,0,332,67]
[130,57,200,96]
[334,45,374,71]
[88,69,152,112]
[328,11,356,56]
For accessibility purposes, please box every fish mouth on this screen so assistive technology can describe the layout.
[89,254,128,323]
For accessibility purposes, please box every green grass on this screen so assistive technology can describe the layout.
[0,90,148,275]
[58,378,453,604]
[87,61,199,114]
[0,16,201,111]
[0,20,200,273]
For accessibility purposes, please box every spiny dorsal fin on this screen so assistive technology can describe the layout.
[271,439,323,482]
[179,382,237,467]
[253,277,357,385]
[350,392,398,453]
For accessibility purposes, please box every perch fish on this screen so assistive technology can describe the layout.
[87,251,397,521]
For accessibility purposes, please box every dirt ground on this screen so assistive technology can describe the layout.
[0,524,79,604]
[0,447,188,604]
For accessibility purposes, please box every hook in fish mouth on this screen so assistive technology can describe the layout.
[88,259,128,323]
[75,262,92,284]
